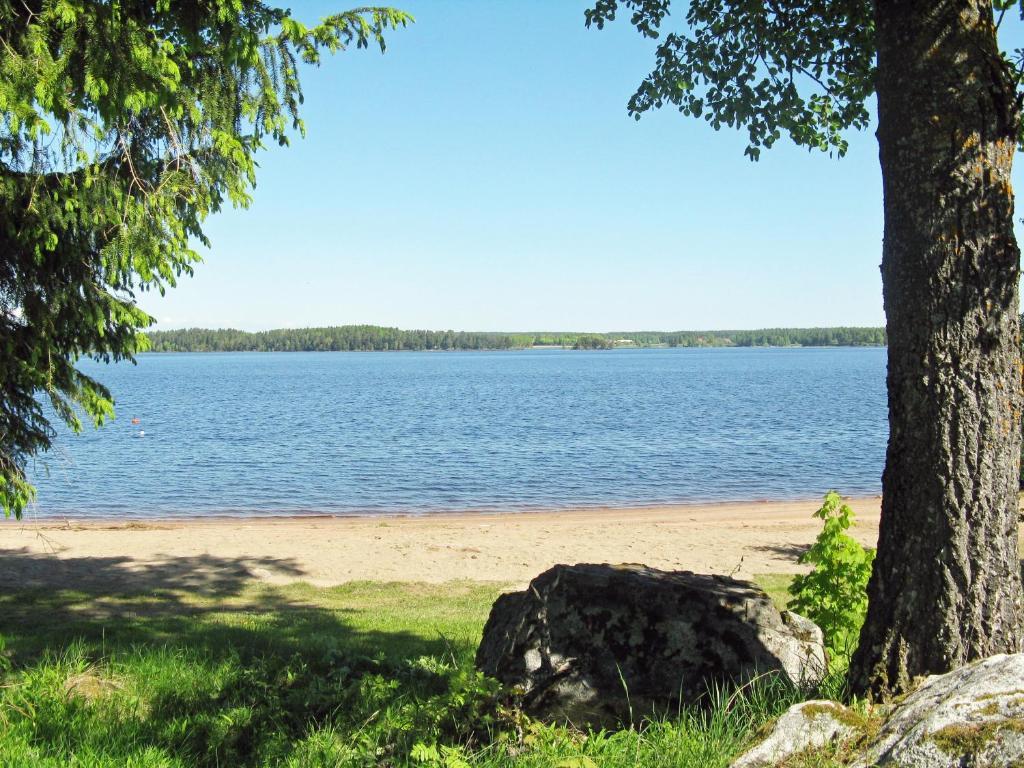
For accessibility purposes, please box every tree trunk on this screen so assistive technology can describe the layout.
[849,0,1023,697]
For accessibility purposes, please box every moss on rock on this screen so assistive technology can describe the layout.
[929,718,1024,757]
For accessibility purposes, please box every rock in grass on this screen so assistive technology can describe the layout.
[730,700,860,768]
[852,654,1024,767]
[475,563,826,727]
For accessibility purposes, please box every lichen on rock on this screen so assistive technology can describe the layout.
[730,700,863,768]
[851,654,1024,767]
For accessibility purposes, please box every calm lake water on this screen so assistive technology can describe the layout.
[27,348,888,518]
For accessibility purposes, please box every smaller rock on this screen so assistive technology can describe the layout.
[852,653,1024,767]
[731,700,859,768]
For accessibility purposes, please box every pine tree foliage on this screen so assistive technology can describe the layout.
[0,1,410,518]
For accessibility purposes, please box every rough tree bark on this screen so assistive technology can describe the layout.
[849,0,1024,696]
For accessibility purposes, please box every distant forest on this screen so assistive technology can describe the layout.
[145,325,886,352]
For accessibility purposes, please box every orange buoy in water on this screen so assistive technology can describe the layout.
[131,417,140,425]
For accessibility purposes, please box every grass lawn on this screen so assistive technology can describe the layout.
[0,571,806,767]
[755,573,798,611]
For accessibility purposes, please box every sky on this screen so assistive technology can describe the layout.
[143,1,1024,333]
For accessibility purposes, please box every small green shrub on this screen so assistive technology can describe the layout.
[787,491,875,656]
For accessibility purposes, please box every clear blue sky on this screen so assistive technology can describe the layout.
[144,1,1024,333]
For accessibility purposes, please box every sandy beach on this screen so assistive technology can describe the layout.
[0,497,881,592]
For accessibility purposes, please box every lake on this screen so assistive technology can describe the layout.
[27,347,888,518]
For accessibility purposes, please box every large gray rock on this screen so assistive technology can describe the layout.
[852,653,1024,767]
[475,563,826,726]
[731,700,859,768]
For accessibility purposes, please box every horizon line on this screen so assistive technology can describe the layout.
[147,323,887,335]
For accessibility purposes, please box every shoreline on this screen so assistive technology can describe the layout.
[2,497,882,591]
[16,493,879,525]
[138,345,887,354]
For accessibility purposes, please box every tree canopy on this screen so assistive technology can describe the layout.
[0,2,410,518]
[585,0,1024,159]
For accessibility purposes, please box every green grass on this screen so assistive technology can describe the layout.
[0,570,807,767]
[753,573,794,611]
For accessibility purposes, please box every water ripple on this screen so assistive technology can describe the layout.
[28,347,888,518]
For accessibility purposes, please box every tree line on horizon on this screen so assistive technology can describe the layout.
[144,325,887,352]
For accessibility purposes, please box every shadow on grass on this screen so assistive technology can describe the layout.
[0,546,494,664]
[0,548,506,766]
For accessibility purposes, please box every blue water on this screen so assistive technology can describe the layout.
[27,348,887,518]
